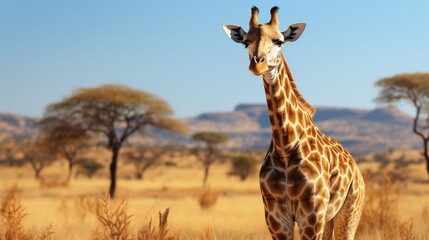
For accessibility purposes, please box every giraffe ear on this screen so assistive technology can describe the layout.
[281,23,306,42]
[222,24,246,44]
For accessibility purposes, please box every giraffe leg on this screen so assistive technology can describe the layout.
[296,215,326,240]
[332,171,365,240]
[322,220,333,240]
[263,198,295,240]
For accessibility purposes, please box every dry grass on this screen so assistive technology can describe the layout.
[357,173,415,239]
[0,149,428,239]
[137,208,179,240]
[39,175,68,188]
[93,193,132,240]
[0,185,54,240]
[1,185,31,240]
[3,179,426,240]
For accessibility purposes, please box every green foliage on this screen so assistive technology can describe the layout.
[76,159,104,178]
[0,158,26,167]
[192,132,229,145]
[230,155,258,181]
[375,73,429,105]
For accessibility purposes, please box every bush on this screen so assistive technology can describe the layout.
[198,188,218,209]
[75,158,104,178]
[230,155,258,181]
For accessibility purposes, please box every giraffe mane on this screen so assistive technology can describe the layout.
[281,54,316,117]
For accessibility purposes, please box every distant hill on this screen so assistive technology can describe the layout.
[184,104,419,154]
[0,113,37,140]
[0,104,421,154]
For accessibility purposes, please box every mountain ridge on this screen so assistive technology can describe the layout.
[0,104,420,154]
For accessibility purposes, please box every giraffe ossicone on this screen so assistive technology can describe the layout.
[223,6,365,240]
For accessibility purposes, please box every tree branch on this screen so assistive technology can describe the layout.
[412,103,428,141]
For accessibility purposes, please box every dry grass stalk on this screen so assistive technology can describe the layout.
[399,220,414,240]
[93,192,132,240]
[1,185,32,240]
[0,185,18,216]
[137,208,179,240]
[37,223,54,240]
[357,173,415,239]
[198,188,218,209]
[198,228,212,240]
[75,195,99,219]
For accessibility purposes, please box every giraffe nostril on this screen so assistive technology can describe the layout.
[253,56,265,64]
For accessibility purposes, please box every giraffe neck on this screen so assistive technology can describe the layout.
[262,53,315,158]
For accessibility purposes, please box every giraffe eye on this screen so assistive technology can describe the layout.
[273,39,285,47]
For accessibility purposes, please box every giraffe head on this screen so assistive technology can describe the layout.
[223,6,306,75]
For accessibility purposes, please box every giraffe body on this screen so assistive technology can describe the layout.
[223,6,365,240]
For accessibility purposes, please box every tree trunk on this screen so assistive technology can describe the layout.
[35,168,41,180]
[412,105,429,177]
[109,147,120,198]
[423,138,429,177]
[425,158,429,178]
[67,160,73,183]
[202,164,210,187]
[136,171,143,180]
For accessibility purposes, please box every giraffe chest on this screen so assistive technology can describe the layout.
[259,147,353,221]
[259,150,330,202]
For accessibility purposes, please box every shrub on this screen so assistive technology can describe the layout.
[198,188,218,209]
[76,158,104,179]
[93,193,132,240]
[230,155,258,181]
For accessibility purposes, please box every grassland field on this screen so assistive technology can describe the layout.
[1,149,429,239]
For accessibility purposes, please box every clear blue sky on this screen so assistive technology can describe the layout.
[1,1,428,118]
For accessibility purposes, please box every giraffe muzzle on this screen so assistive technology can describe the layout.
[249,60,269,75]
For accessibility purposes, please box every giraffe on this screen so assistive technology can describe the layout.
[222,6,365,240]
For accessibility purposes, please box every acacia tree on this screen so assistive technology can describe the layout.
[375,73,429,176]
[0,138,23,167]
[39,119,91,182]
[42,85,186,197]
[13,134,57,179]
[122,145,172,180]
[192,132,229,186]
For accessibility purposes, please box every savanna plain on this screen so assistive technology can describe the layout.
[1,149,429,240]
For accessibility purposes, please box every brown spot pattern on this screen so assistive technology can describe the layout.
[245,14,366,239]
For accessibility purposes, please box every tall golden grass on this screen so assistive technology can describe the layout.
[1,149,429,239]
[1,179,428,240]
[356,173,415,240]
[0,185,54,240]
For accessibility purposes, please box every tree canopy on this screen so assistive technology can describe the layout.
[375,73,429,107]
[44,85,186,138]
[192,132,229,145]
[375,73,429,176]
[192,131,229,186]
[42,84,186,197]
